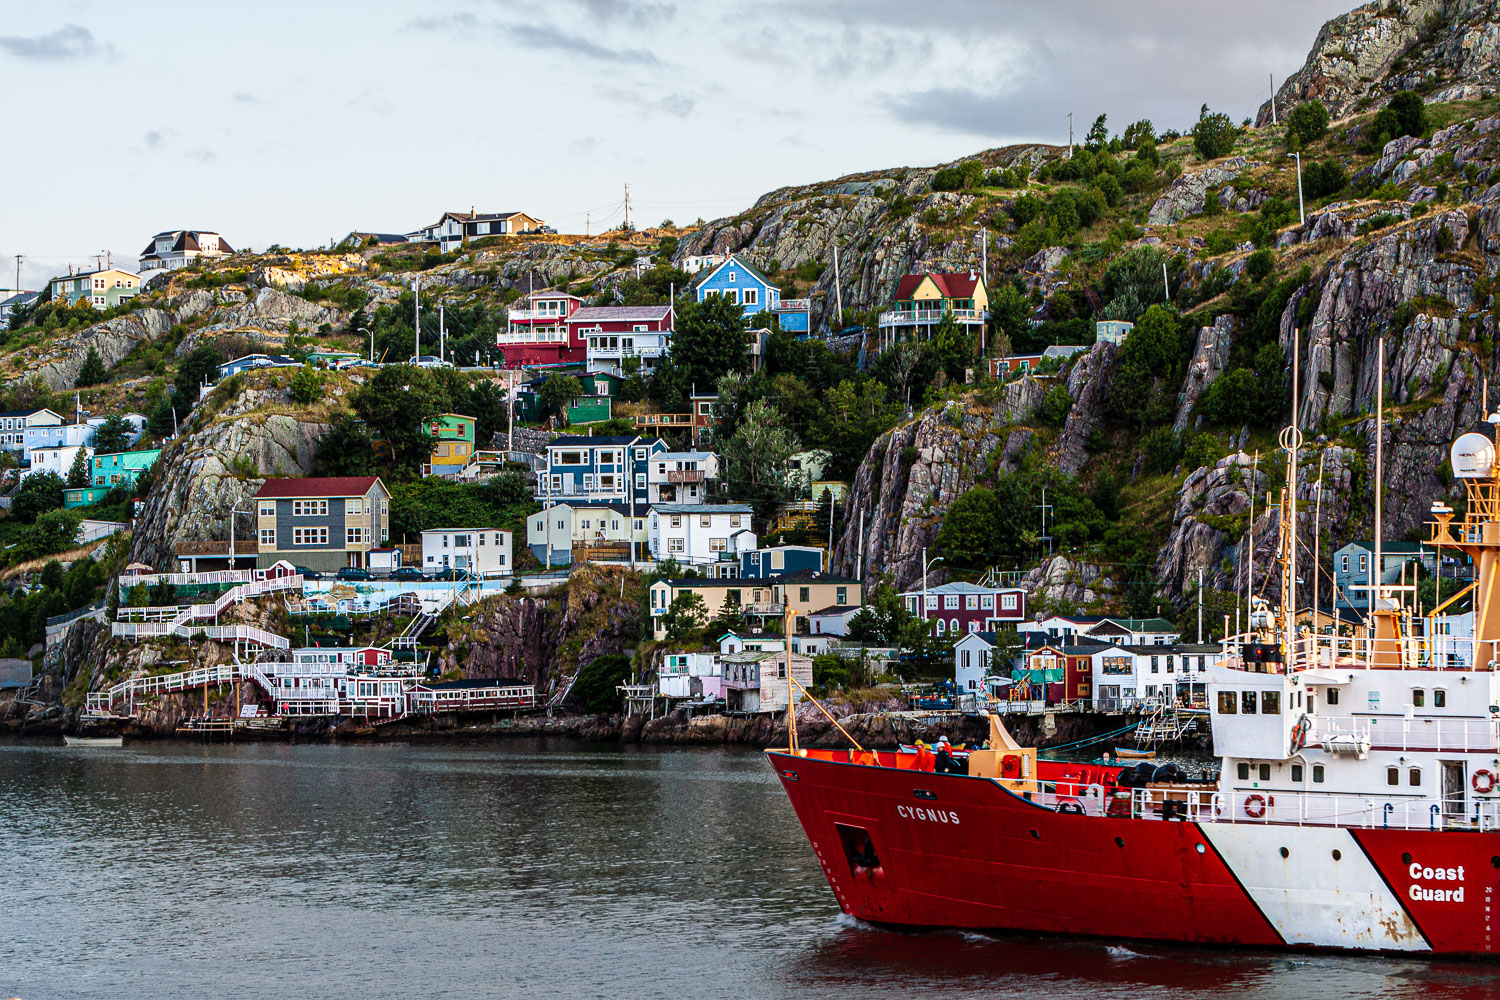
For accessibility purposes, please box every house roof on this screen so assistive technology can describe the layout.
[550,434,647,447]
[567,305,673,323]
[419,677,529,690]
[50,267,139,282]
[652,503,751,515]
[1341,541,1427,555]
[0,291,39,309]
[0,408,61,419]
[1042,344,1089,359]
[140,230,233,257]
[893,271,983,301]
[772,569,858,585]
[655,450,715,462]
[420,527,506,535]
[255,476,383,499]
[900,581,1023,596]
[809,605,862,617]
[693,253,779,292]
[1085,617,1178,634]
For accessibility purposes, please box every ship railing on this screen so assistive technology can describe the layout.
[1310,714,1500,753]
[1201,789,1500,830]
[1223,633,1481,673]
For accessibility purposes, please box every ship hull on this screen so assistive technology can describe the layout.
[769,751,1500,958]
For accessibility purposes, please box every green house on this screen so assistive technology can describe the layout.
[515,371,620,424]
[63,486,111,508]
[91,448,162,489]
[307,350,361,367]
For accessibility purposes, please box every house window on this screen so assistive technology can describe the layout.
[743,288,758,306]
[346,499,363,515]
[259,529,275,547]
[1359,554,1368,573]
[965,595,978,610]
[670,515,682,528]
[924,596,937,610]
[669,538,685,552]
[799,587,810,603]
[935,619,945,635]
[1001,594,1017,610]
[291,499,328,517]
[1150,656,1159,673]
[700,515,711,527]
[943,595,958,610]
[1340,554,1348,573]
[981,595,995,610]
[292,527,328,546]
[710,537,727,552]
[726,289,740,305]
[836,587,846,604]
[346,527,366,545]
[950,618,959,633]
[729,514,741,527]
[968,621,979,633]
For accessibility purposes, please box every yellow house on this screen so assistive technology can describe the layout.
[648,571,861,639]
[877,270,989,350]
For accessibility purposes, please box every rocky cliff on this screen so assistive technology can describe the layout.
[1259,0,1500,124]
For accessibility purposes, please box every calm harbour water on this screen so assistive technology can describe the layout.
[2,740,1499,1000]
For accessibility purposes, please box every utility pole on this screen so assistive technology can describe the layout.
[855,510,864,581]
[832,245,844,331]
[439,303,446,363]
[922,548,943,638]
[1291,152,1306,226]
[827,487,835,553]
[1037,487,1054,558]
[14,255,20,292]
[623,183,631,231]
[1270,73,1277,125]
[413,277,420,362]
[1067,113,1073,159]
[1197,567,1204,644]
[544,461,554,571]
[1162,262,1171,305]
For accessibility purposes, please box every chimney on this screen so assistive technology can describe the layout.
[471,206,476,219]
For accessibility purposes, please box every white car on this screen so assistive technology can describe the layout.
[408,355,454,368]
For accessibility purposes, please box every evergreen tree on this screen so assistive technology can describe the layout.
[74,346,107,387]
[89,415,133,454]
[66,447,91,488]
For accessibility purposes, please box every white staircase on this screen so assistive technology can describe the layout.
[112,575,300,649]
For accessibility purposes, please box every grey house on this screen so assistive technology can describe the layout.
[1332,541,1435,609]
[254,476,391,572]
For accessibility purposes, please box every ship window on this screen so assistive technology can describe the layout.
[1261,691,1281,714]
[1241,691,1257,714]
[1434,689,1446,708]
[1409,768,1422,786]
[1217,691,1237,714]
[1413,689,1425,708]
[1291,764,1304,782]
[1312,765,1325,783]
[1327,688,1339,706]
[1258,764,1271,781]
[1237,762,1250,780]
[1387,767,1400,786]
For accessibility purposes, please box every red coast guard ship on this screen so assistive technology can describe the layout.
[769,419,1500,957]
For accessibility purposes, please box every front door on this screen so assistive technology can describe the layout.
[1441,760,1466,820]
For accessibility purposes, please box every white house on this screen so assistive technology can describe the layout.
[789,633,839,657]
[420,528,512,577]
[23,422,92,465]
[22,444,89,482]
[719,632,784,656]
[954,632,1009,697]
[646,450,719,505]
[139,230,233,273]
[0,408,63,451]
[658,651,722,699]
[680,253,727,275]
[808,605,861,637]
[649,503,756,566]
[1088,643,1217,710]
[1018,614,1181,647]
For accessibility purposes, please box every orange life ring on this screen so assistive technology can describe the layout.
[1290,715,1312,752]
[1244,794,1267,818]
[1473,769,1496,795]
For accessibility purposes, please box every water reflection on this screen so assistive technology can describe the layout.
[0,741,1496,1000]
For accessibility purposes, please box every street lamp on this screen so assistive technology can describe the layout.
[922,548,943,636]
[359,326,373,363]
[228,504,253,569]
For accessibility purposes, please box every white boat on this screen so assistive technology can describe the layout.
[64,735,123,747]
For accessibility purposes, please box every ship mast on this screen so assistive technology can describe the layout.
[1279,328,1302,660]
[1433,407,1500,671]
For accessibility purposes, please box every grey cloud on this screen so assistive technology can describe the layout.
[232,92,258,104]
[409,13,662,66]
[659,93,694,117]
[565,0,675,27]
[0,24,114,62]
[144,130,167,148]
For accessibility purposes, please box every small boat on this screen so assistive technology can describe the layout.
[1112,747,1156,759]
[64,735,123,747]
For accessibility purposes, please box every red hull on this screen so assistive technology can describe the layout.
[769,751,1500,958]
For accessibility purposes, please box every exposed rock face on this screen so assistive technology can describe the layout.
[130,380,331,569]
[1259,0,1500,124]
[831,378,1043,591]
[27,291,214,390]
[1174,316,1236,433]
[1055,341,1118,475]
[1147,158,1253,226]
[1019,556,1117,608]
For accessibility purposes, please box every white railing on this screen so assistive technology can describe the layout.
[86,663,242,715]
[112,575,300,645]
[117,568,261,590]
[877,308,986,328]
[1223,632,1481,674]
[1312,714,1500,753]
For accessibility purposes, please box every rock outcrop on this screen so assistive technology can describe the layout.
[1147,158,1254,226]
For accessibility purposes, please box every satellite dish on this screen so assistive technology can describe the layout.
[1451,431,1495,479]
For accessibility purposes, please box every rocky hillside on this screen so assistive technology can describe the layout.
[1259,0,1500,124]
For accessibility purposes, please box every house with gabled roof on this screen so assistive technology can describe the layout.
[900,580,1026,637]
[691,254,781,323]
[409,210,544,252]
[253,476,390,572]
[571,304,675,376]
[139,230,233,273]
[48,269,140,310]
[877,270,988,349]
[499,289,585,367]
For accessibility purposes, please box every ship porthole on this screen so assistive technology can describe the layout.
[1280,847,1289,859]
[1195,843,1205,854]
[1492,856,1500,868]
[1114,836,1125,848]
[1402,852,1413,865]
[1332,849,1342,861]
[1030,828,1040,839]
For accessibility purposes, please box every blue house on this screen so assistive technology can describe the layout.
[774,298,812,336]
[692,254,781,324]
[537,434,667,508]
[1332,541,1436,610]
[735,545,825,580]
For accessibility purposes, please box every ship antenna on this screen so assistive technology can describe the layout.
[1373,335,1385,627]
[1279,327,1302,665]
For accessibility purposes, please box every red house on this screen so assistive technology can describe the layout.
[900,581,1026,637]
[569,305,675,377]
[497,290,585,367]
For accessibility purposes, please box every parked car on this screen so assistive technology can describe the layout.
[537,225,557,234]
[390,567,426,582]
[408,355,453,369]
[430,567,477,582]
[294,566,324,581]
[335,567,373,581]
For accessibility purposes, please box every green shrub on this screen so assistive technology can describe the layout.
[1037,386,1073,426]
[1193,107,1240,160]
[1285,100,1329,147]
[1246,249,1275,282]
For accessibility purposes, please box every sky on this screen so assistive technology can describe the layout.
[0,0,1357,292]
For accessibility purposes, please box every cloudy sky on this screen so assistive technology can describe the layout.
[0,0,1355,291]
